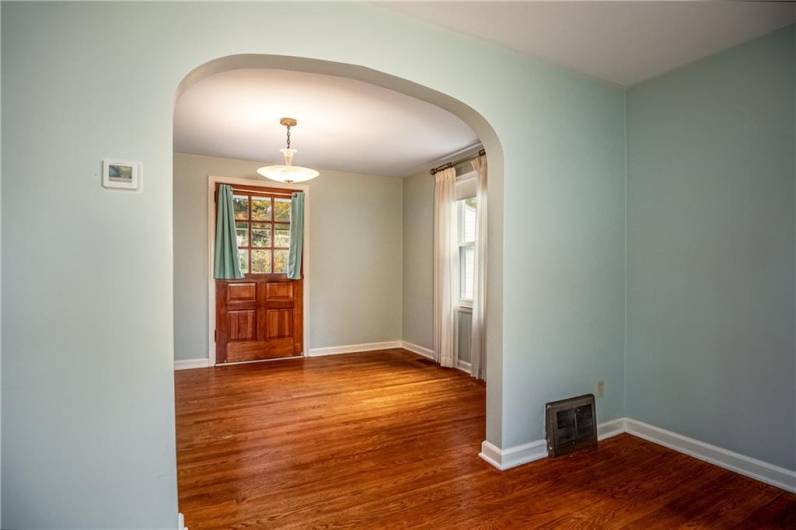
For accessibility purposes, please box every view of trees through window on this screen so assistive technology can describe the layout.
[457,197,477,303]
[231,190,291,274]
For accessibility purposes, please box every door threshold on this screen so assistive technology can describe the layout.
[215,354,304,367]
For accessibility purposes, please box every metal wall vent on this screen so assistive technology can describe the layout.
[545,394,597,457]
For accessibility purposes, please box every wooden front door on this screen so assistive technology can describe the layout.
[214,185,303,364]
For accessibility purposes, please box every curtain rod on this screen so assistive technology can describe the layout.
[430,148,486,176]
[226,183,294,196]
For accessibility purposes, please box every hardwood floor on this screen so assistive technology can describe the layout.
[175,348,796,529]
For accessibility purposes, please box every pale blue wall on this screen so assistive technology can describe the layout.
[5,3,789,529]
[402,170,434,350]
[501,73,627,447]
[1,2,627,527]
[5,3,791,529]
[626,25,796,470]
[307,169,404,349]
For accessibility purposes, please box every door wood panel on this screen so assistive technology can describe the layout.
[227,310,255,341]
[228,283,256,302]
[266,309,292,339]
[265,282,293,301]
[216,277,303,364]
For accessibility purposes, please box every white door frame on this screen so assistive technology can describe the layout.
[207,175,311,365]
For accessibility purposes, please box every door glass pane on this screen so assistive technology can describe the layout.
[274,198,291,222]
[251,249,272,273]
[251,196,272,221]
[274,249,289,273]
[274,224,291,247]
[251,223,271,248]
[238,249,249,274]
[235,222,249,247]
[233,195,249,220]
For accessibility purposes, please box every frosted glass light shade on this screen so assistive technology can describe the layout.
[257,165,319,183]
[257,148,320,184]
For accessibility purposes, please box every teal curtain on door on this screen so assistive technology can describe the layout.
[287,191,304,280]
[214,184,243,279]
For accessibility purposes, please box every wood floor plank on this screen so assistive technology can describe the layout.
[176,349,796,529]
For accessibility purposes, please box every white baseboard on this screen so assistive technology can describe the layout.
[478,440,504,469]
[597,417,626,441]
[479,438,548,471]
[624,418,796,494]
[479,417,796,494]
[402,341,475,377]
[456,359,472,373]
[178,512,187,530]
[400,341,436,360]
[479,418,621,471]
[307,341,402,357]
[177,341,424,368]
[174,358,210,371]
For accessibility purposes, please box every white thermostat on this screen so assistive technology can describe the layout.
[102,158,141,191]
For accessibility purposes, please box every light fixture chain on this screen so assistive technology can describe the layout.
[259,117,318,183]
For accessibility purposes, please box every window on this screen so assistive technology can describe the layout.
[457,196,477,305]
[229,189,292,275]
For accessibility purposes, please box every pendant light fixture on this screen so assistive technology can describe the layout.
[257,117,320,183]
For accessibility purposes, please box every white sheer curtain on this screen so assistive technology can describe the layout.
[433,167,457,368]
[469,155,487,380]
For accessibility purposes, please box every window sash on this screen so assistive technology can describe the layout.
[457,199,477,245]
[230,190,292,275]
[456,197,477,306]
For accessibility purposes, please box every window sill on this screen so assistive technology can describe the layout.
[456,304,473,313]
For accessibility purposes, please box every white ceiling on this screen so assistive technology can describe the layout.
[384,1,796,86]
[175,3,794,174]
[174,68,478,177]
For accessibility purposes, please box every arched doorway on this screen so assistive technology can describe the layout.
[173,54,504,527]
